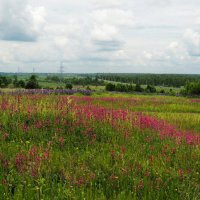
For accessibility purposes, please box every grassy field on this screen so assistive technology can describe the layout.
[0,93,200,199]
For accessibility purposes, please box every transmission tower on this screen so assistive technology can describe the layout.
[59,62,64,83]
[17,66,20,74]
[60,62,64,75]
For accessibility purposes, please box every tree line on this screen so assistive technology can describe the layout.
[181,81,200,96]
[98,74,200,87]
[105,83,160,94]
[0,75,40,89]
[46,76,104,86]
[1,74,200,96]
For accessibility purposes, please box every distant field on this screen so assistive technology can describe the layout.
[38,81,105,91]
[0,93,200,199]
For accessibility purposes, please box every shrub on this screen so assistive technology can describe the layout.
[0,76,11,88]
[115,84,127,92]
[185,81,200,95]
[65,83,73,90]
[145,85,157,93]
[25,75,40,89]
[135,84,143,92]
[17,80,26,88]
[106,83,116,91]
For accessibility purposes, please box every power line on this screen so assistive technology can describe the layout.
[59,62,64,83]
[60,62,64,75]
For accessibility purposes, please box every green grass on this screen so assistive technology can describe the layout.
[0,93,200,199]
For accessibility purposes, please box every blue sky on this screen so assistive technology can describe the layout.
[0,0,200,73]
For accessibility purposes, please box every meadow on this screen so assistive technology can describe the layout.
[0,92,200,199]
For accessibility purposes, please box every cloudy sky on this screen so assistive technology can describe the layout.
[0,0,200,73]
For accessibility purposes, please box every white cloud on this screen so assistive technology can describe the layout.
[148,0,171,7]
[90,8,134,56]
[183,29,200,56]
[91,8,134,27]
[143,51,153,60]
[91,24,118,41]
[0,0,200,73]
[0,0,46,41]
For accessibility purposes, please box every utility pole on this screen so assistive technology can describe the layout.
[17,66,20,74]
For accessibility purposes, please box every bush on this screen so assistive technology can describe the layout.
[0,76,11,88]
[135,84,143,92]
[169,88,176,96]
[25,75,40,89]
[126,84,135,92]
[86,86,92,91]
[13,76,25,88]
[17,80,26,88]
[115,84,127,92]
[185,81,200,95]
[160,89,165,94]
[106,83,116,91]
[145,85,156,93]
[65,83,73,90]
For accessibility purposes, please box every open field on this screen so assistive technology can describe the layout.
[0,93,200,199]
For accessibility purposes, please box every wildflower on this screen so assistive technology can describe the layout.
[43,149,49,160]
[110,174,119,180]
[59,137,65,147]
[15,153,27,173]
[124,131,129,139]
[138,180,144,189]
[29,146,38,158]
[178,169,184,179]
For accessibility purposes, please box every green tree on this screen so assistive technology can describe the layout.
[65,83,73,90]
[0,76,10,88]
[13,75,18,87]
[185,81,200,95]
[105,83,116,91]
[135,84,143,92]
[146,85,156,93]
[25,75,40,89]
[18,80,26,88]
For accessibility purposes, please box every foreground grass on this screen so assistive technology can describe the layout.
[0,94,200,199]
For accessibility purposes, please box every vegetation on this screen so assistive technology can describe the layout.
[0,76,12,88]
[25,75,40,89]
[105,83,116,91]
[0,94,200,199]
[98,73,200,87]
[135,84,144,92]
[65,83,73,90]
[46,76,104,86]
[145,85,156,93]
[13,75,26,88]
[183,81,200,95]
[106,83,157,94]
[1,73,200,97]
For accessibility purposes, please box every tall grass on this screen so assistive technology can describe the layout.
[0,94,200,199]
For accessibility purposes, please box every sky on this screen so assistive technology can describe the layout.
[0,0,200,73]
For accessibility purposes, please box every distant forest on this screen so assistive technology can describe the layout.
[96,74,200,87]
[1,73,200,91]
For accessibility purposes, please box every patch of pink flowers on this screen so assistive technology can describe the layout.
[191,99,200,103]
[73,103,200,146]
